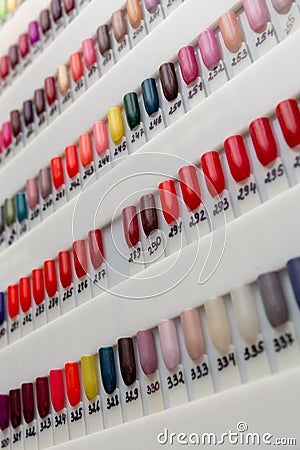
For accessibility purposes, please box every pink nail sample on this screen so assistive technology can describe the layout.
[243,0,268,33]
[82,38,96,69]
[26,179,39,209]
[137,330,157,375]
[178,46,199,86]
[93,121,108,155]
[271,0,293,13]
[2,122,12,148]
[158,319,180,370]
[198,29,221,69]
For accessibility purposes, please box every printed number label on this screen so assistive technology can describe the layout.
[117,39,127,53]
[125,388,139,403]
[188,81,203,100]
[55,189,65,202]
[217,352,236,371]
[83,165,94,180]
[264,163,284,184]
[189,210,206,228]
[131,128,145,144]
[42,198,53,211]
[132,24,143,39]
[0,327,6,338]
[167,371,185,389]
[293,156,300,168]
[213,198,229,216]
[149,114,162,131]
[1,438,10,448]
[190,362,209,381]
[98,153,110,169]
[70,407,83,423]
[114,141,127,157]
[12,432,21,444]
[55,413,66,428]
[77,279,88,294]
[237,182,257,201]
[48,297,59,310]
[103,52,112,67]
[106,394,120,410]
[231,48,248,67]
[69,178,80,191]
[149,8,160,23]
[255,26,274,47]
[273,332,294,353]
[40,417,51,432]
[148,236,162,256]
[88,400,101,415]
[10,321,19,333]
[25,426,37,438]
[129,247,141,263]
[167,0,177,7]
[63,287,73,302]
[169,221,182,238]
[62,91,72,105]
[75,79,84,92]
[208,62,225,82]
[146,381,160,395]
[22,313,32,325]
[88,65,97,78]
[93,269,106,283]
[35,303,45,317]
[168,100,182,116]
[244,341,264,360]
[284,14,296,35]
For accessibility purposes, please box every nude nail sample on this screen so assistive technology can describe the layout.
[39,168,52,199]
[137,329,157,375]
[180,308,205,361]
[204,297,231,355]
[39,9,51,35]
[158,319,180,370]
[271,0,293,13]
[97,25,111,56]
[218,11,243,53]
[112,10,127,42]
[258,272,289,327]
[126,0,143,28]
[57,64,70,95]
[231,285,260,345]
[26,178,39,209]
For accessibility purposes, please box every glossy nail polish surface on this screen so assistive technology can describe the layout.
[39,9,51,34]
[64,0,75,13]
[0,293,5,326]
[45,76,57,105]
[16,192,27,223]
[81,355,98,400]
[218,11,243,53]
[158,180,179,224]
[140,194,158,237]
[73,240,88,278]
[5,198,15,226]
[124,92,140,130]
[32,268,44,305]
[158,319,180,370]
[0,56,9,79]
[28,21,40,45]
[276,99,300,149]
[231,285,260,345]
[141,78,159,116]
[9,389,21,429]
[97,25,111,55]
[178,46,199,86]
[34,89,46,116]
[2,122,12,148]
[137,330,157,374]
[57,65,70,95]
[44,260,58,297]
[201,151,225,196]
[26,178,39,209]
[51,0,63,22]
[224,135,250,182]
[58,250,72,288]
[108,107,124,144]
[65,362,81,406]
[144,0,159,13]
[19,34,29,58]
[198,29,221,69]
[180,308,205,360]
[122,206,140,248]
[204,297,231,355]
[258,272,288,327]
[36,377,50,419]
[0,395,9,430]
[19,277,31,313]
[243,0,268,33]
[8,285,19,319]
[88,229,104,269]
[23,100,34,126]
[21,383,35,424]
[287,257,300,309]
[50,369,65,412]
[65,145,79,178]
[79,133,93,167]
[51,157,65,190]
[10,110,21,137]
[178,165,201,211]
[70,52,83,82]
[93,121,108,155]
[9,45,19,69]
[112,10,127,42]
[126,0,142,28]
[271,0,293,13]
[82,38,96,68]
[159,62,178,102]
[39,168,52,199]
[250,117,277,166]
[99,347,116,394]
[118,337,136,386]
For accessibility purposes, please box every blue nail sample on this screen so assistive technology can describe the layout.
[99,347,117,395]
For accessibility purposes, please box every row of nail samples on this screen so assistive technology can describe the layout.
[0,90,298,267]
[1,265,300,448]
[1,0,299,196]
[0,0,183,97]
[1,95,300,348]
[0,0,26,25]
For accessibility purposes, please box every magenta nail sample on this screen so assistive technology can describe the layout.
[2,122,12,148]
[178,46,199,85]
[198,29,221,69]
[158,319,180,370]
[137,330,157,375]
[0,395,9,430]
[28,21,40,45]
[243,0,268,33]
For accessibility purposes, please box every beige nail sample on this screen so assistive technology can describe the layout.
[231,285,260,345]
[204,297,231,355]
[218,11,243,53]
[180,308,205,361]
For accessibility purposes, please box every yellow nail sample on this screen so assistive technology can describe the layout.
[81,355,98,401]
[108,107,124,144]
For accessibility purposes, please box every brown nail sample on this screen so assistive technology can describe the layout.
[34,89,46,116]
[118,337,136,386]
[112,10,127,42]
[97,25,111,55]
[39,9,51,34]
[140,194,158,237]
[159,62,179,102]
[10,110,21,137]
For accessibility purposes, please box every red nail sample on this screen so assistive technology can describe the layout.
[72,240,87,278]
[65,362,81,407]
[249,117,277,167]
[58,250,72,288]
[44,260,58,297]
[7,284,19,319]
[276,99,300,149]
[36,377,50,419]
[45,76,57,106]
[201,151,225,196]
[158,180,180,224]
[50,369,65,413]
[88,229,104,269]
[70,52,83,82]
[51,156,65,190]
[65,145,79,179]
[0,56,9,80]
[178,165,201,212]
[19,33,29,58]
[32,268,44,305]
[224,135,251,182]
[122,206,140,248]
[19,277,31,313]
